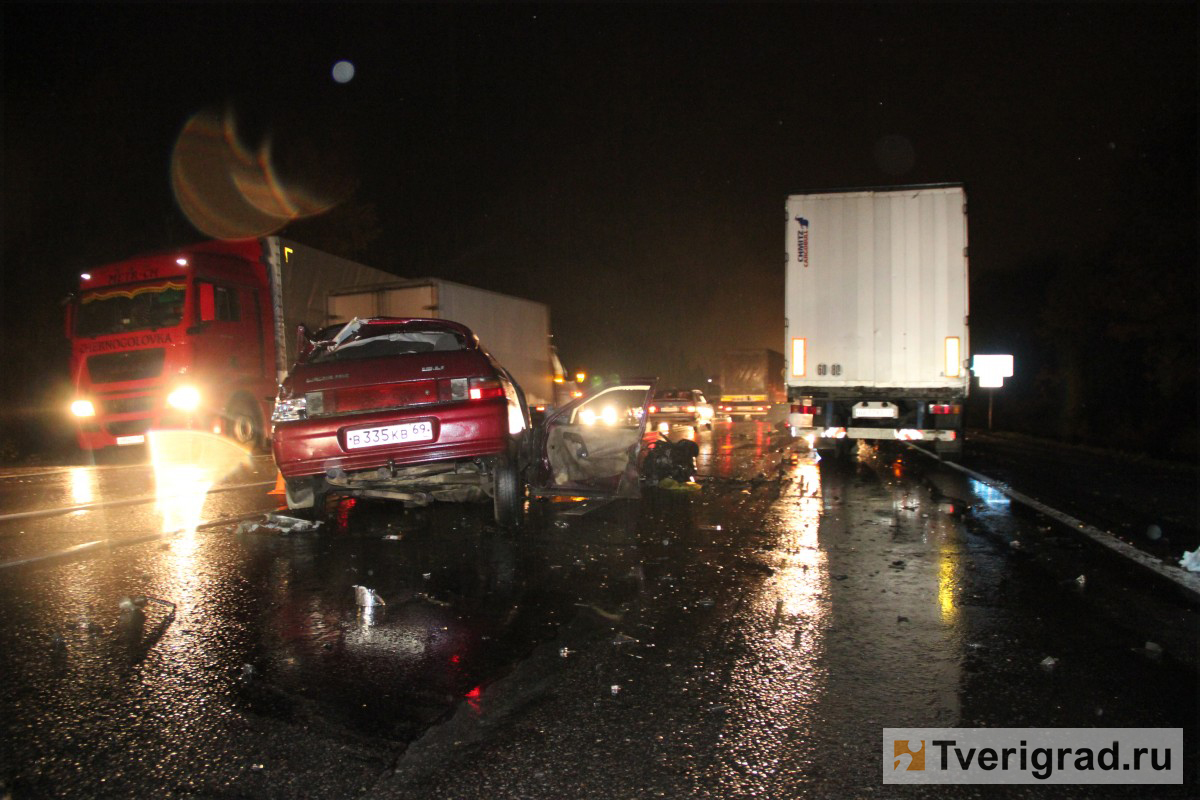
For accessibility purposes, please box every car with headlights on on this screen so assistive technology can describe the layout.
[271,317,531,525]
[646,388,714,430]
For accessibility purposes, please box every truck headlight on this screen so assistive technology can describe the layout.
[166,386,202,412]
[272,393,306,422]
[71,400,96,418]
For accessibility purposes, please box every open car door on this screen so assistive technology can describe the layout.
[528,379,656,499]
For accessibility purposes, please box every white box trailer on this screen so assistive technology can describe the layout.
[326,279,562,409]
[783,185,969,456]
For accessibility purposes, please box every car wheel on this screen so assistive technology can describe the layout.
[493,454,524,528]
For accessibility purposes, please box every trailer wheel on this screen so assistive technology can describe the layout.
[493,454,525,528]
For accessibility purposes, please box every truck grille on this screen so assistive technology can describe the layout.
[106,419,152,437]
[87,349,166,384]
[103,395,155,415]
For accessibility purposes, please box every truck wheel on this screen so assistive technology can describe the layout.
[226,398,264,451]
[493,454,524,528]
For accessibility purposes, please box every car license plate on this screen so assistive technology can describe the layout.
[660,405,679,412]
[345,420,434,450]
[116,435,145,446]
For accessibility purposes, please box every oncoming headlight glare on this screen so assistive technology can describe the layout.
[71,400,96,418]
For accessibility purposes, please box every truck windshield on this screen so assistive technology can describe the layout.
[75,282,187,337]
[309,327,468,364]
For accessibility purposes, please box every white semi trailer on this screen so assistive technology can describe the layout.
[784,184,970,458]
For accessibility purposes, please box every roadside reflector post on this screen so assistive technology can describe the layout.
[971,355,1014,430]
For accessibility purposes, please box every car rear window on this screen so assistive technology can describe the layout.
[309,328,467,363]
[654,390,692,400]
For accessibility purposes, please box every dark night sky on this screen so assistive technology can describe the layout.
[2,3,1196,446]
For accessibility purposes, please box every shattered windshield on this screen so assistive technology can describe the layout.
[75,282,187,337]
[309,326,468,364]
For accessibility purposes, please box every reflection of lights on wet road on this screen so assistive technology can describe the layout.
[970,479,1010,510]
[928,514,962,626]
[69,467,96,506]
[148,430,248,537]
[710,453,828,794]
[776,457,826,629]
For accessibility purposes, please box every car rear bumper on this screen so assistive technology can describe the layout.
[272,401,510,479]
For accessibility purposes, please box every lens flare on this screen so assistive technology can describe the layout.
[149,430,249,537]
[170,107,337,240]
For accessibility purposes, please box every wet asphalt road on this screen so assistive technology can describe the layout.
[0,423,1196,798]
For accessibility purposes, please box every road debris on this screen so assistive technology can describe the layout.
[575,603,624,623]
[1142,641,1163,661]
[1039,656,1059,671]
[238,513,323,535]
[1179,547,1200,573]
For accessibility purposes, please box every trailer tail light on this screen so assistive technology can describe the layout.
[791,338,807,378]
[928,404,962,415]
[468,377,505,401]
[944,337,962,378]
[648,405,659,414]
[790,404,818,414]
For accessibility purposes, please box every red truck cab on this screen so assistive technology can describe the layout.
[67,240,275,452]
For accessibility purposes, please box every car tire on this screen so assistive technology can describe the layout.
[493,454,524,528]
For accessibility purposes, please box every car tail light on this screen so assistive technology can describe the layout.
[648,404,659,414]
[468,377,505,401]
[685,405,696,413]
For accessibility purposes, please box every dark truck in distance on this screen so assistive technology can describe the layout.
[717,349,786,420]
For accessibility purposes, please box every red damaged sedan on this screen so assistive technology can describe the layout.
[271,317,530,525]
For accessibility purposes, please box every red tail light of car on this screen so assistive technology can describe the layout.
[469,377,505,401]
